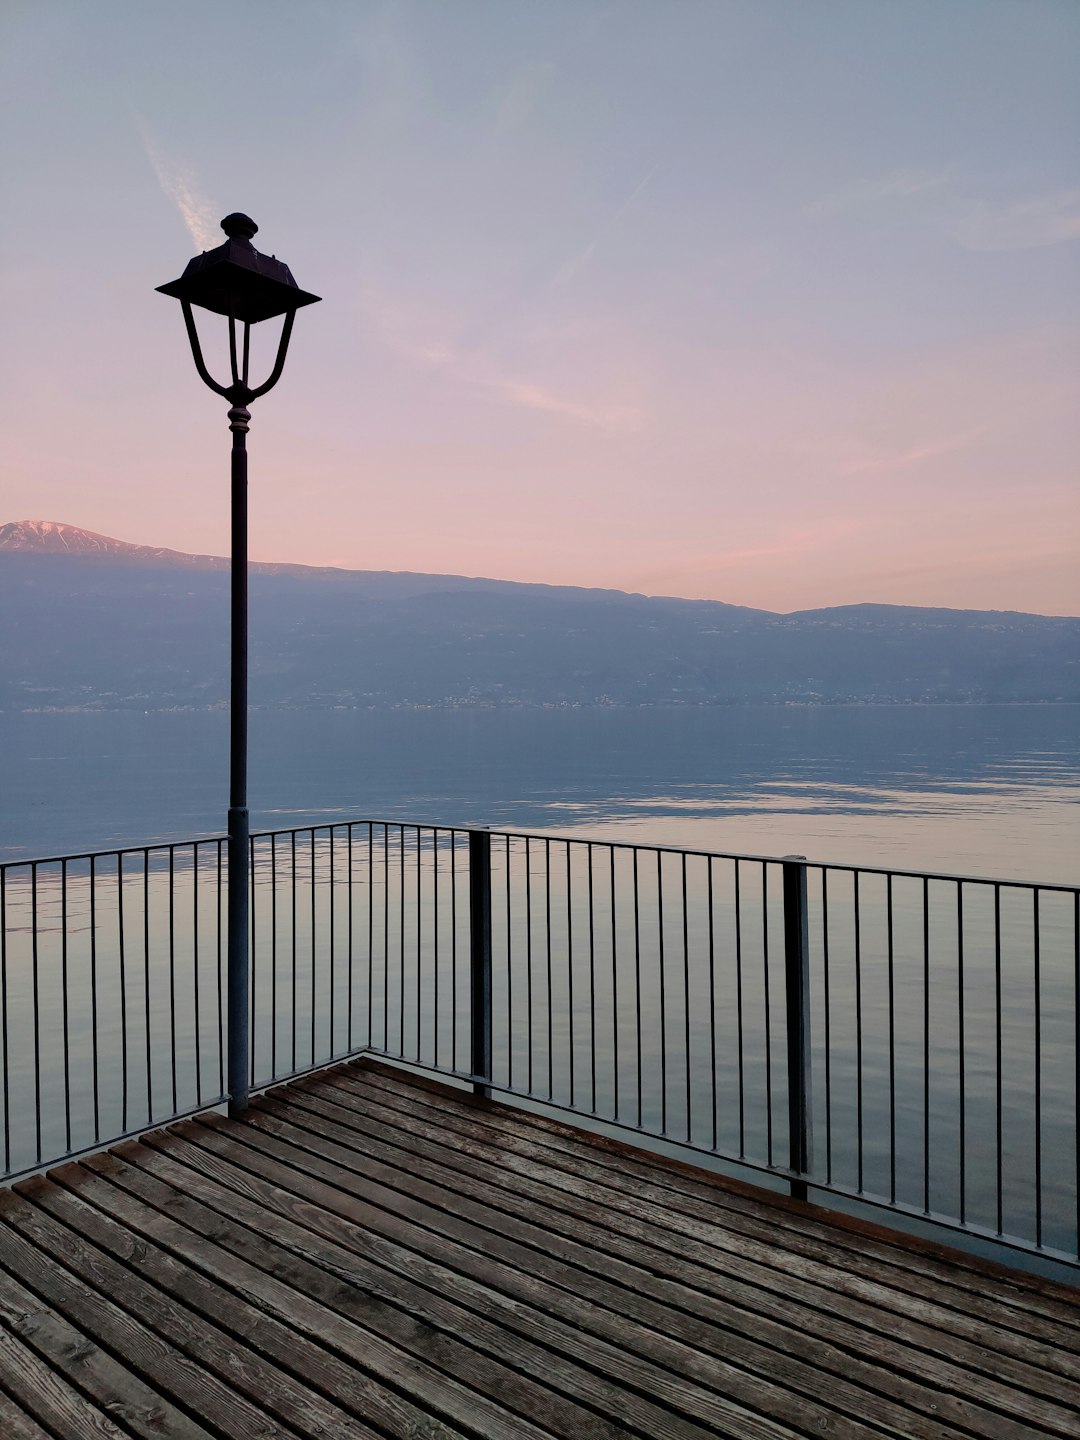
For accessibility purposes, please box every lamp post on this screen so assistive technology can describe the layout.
[157,213,320,1115]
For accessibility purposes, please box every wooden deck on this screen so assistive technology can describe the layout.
[0,1061,1077,1440]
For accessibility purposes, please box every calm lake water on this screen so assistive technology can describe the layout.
[1,705,1077,1265]
[2,704,1077,881]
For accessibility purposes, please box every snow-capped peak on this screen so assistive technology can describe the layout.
[0,520,138,554]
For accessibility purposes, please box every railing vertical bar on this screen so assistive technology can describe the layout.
[994,882,1003,1236]
[822,867,832,1186]
[957,881,966,1227]
[399,824,406,1059]
[292,829,300,1077]
[271,834,278,1082]
[525,836,532,1096]
[923,875,931,1216]
[145,850,153,1125]
[451,829,458,1073]
[586,845,595,1114]
[406,826,416,1061]
[0,868,8,1174]
[31,864,41,1162]
[1074,890,1079,1258]
[89,855,99,1147]
[681,853,691,1144]
[167,846,176,1116]
[347,823,354,1054]
[609,845,618,1123]
[633,847,642,1130]
[566,841,575,1110]
[887,871,896,1206]
[763,861,773,1168]
[416,827,423,1063]
[61,860,71,1152]
[658,850,667,1136]
[330,827,336,1060]
[311,829,318,1067]
[367,821,374,1053]
[854,868,863,1194]
[434,830,442,1069]
[120,852,130,1123]
[192,846,204,1105]
[545,838,553,1102]
[385,825,393,1054]
[216,842,223,1099]
[708,856,717,1153]
[1034,887,1042,1249]
[503,834,510,1090]
[249,837,257,1089]
[735,858,745,1160]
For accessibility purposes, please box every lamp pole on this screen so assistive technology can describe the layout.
[157,213,320,1116]
[228,400,251,1114]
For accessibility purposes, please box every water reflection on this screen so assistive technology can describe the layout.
[2,706,1076,882]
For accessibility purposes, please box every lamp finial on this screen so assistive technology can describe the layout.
[221,213,258,241]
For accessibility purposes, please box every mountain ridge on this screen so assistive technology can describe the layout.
[3,520,1077,710]
[0,519,513,593]
[1,519,760,610]
[3,520,1068,622]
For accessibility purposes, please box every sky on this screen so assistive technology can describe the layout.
[1,0,1078,615]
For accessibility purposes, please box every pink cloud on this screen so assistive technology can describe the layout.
[361,288,641,432]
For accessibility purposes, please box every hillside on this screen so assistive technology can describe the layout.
[2,521,1077,710]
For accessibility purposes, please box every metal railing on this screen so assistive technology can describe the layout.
[0,839,226,1182]
[3,821,1078,1269]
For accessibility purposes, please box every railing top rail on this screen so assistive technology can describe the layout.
[2,820,1073,895]
[244,816,1080,895]
[0,834,228,871]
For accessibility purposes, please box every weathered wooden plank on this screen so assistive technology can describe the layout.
[332,1064,1080,1346]
[129,1129,800,1440]
[148,1117,887,1434]
[173,1107,1066,1440]
[0,1332,93,1439]
[0,1260,213,1440]
[100,1136,723,1440]
[349,1059,1080,1322]
[310,1071,1080,1366]
[233,1094,1080,1434]
[43,1164,472,1440]
[0,1388,51,1440]
[162,1105,973,1434]
[236,1088,1080,1432]
[0,1397,51,1440]
[75,1149,612,1440]
[4,1053,1075,1440]
[350,1061,1080,1327]
[351,1058,1080,1316]
[2,1180,382,1440]
[0,1210,303,1440]
[22,1173,428,1440]
[203,1099,1010,1440]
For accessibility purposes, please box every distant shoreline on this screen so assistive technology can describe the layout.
[7,698,1080,717]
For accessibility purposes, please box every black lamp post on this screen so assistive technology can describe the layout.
[157,213,320,1115]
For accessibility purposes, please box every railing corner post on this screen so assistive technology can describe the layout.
[782,855,812,1201]
[469,829,493,1099]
